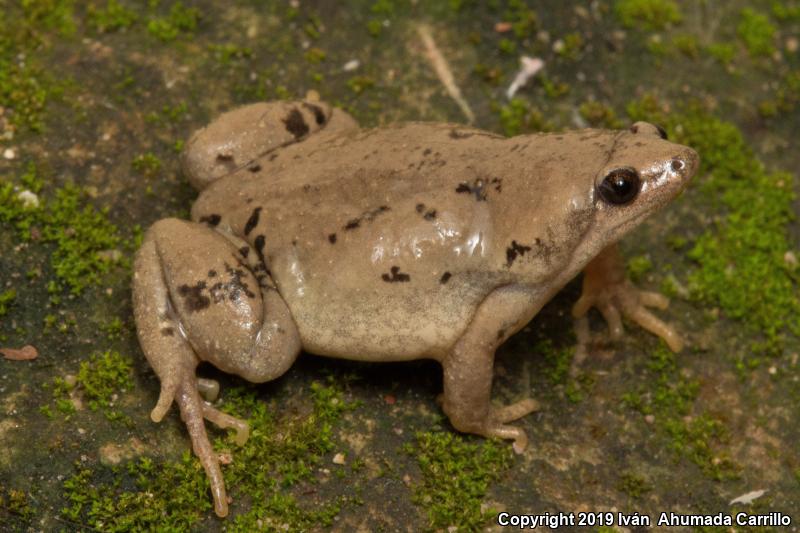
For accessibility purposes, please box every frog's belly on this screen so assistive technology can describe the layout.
[281,283,490,363]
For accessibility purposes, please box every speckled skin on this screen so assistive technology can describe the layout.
[132,100,699,517]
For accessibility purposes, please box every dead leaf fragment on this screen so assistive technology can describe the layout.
[1,345,38,361]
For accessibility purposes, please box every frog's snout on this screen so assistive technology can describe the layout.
[673,147,700,182]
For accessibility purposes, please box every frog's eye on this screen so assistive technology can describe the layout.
[598,167,640,205]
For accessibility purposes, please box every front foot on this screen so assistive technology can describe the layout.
[572,244,683,360]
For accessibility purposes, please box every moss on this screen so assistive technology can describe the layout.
[1,165,124,295]
[772,1,800,21]
[146,1,199,42]
[304,47,326,64]
[0,288,16,318]
[0,51,61,133]
[501,0,538,40]
[627,96,799,353]
[61,379,359,529]
[671,34,700,58]
[555,32,584,61]
[539,75,570,99]
[497,37,517,55]
[208,43,253,65]
[579,100,624,129]
[621,344,739,480]
[131,152,162,177]
[87,0,138,33]
[46,350,133,420]
[77,350,133,412]
[627,255,653,283]
[737,8,776,57]
[615,0,682,31]
[0,485,34,526]
[498,98,553,137]
[346,75,375,95]
[706,42,736,66]
[403,431,511,531]
[616,471,651,499]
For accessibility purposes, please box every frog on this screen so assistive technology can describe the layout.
[132,99,699,517]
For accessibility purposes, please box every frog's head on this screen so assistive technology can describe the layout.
[575,121,699,261]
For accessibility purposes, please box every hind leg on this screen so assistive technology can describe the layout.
[181,99,358,190]
[132,218,301,517]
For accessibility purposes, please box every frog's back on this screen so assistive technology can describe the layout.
[191,123,611,360]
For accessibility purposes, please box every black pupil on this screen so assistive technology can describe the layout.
[599,168,640,205]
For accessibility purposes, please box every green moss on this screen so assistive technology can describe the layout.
[772,1,800,21]
[304,47,326,64]
[208,43,253,65]
[579,100,624,129]
[627,255,653,283]
[1,165,124,295]
[556,32,584,61]
[77,350,133,412]
[627,96,799,353]
[46,350,133,419]
[737,8,776,57]
[346,75,375,95]
[0,289,16,318]
[616,471,651,499]
[502,0,538,39]
[498,98,553,137]
[131,152,162,177]
[0,53,60,133]
[706,42,736,66]
[147,1,199,41]
[87,0,138,33]
[671,34,700,58]
[403,431,511,531]
[621,344,739,480]
[615,0,682,31]
[0,485,34,525]
[61,379,358,529]
[497,37,517,55]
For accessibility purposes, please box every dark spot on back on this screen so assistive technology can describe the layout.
[161,327,174,336]
[239,246,250,258]
[302,102,327,125]
[505,240,533,267]
[344,219,360,230]
[440,271,452,284]
[381,266,410,283]
[208,269,217,278]
[455,179,488,201]
[199,214,221,227]
[282,108,309,139]
[178,281,211,312]
[248,163,262,172]
[496,328,505,340]
[423,148,432,155]
[424,210,437,220]
[254,234,267,264]
[415,203,425,213]
[328,233,337,244]
[244,207,262,236]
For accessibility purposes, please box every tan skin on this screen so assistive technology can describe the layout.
[132,100,699,516]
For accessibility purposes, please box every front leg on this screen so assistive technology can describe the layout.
[572,244,683,367]
[441,285,541,454]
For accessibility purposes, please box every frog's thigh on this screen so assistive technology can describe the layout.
[441,285,539,449]
[181,99,354,190]
[146,218,300,383]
